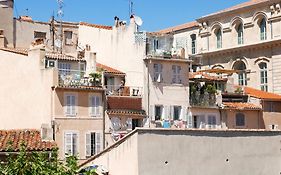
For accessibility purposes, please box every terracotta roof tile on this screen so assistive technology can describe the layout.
[0,129,57,152]
[107,109,146,118]
[189,72,227,82]
[0,47,28,56]
[96,63,125,75]
[54,85,104,91]
[223,102,262,110]
[244,87,281,100]
[158,21,199,34]
[46,52,85,61]
[79,22,112,30]
[199,0,268,20]
[107,96,142,111]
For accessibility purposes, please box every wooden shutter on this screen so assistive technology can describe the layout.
[164,105,170,120]
[95,96,100,116]
[95,133,101,154]
[72,133,77,156]
[66,95,71,115]
[181,106,186,121]
[149,105,155,121]
[71,96,76,116]
[85,133,91,157]
[64,133,72,155]
[170,106,174,120]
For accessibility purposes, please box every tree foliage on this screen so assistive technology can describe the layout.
[0,144,80,175]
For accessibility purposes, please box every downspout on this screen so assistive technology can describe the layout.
[51,86,56,141]
[147,60,150,128]
[102,90,106,149]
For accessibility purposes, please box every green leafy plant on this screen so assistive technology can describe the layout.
[0,144,81,175]
[206,84,216,94]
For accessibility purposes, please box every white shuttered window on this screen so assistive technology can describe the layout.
[64,132,78,156]
[90,96,100,117]
[86,132,102,157]
[65,94,76,116]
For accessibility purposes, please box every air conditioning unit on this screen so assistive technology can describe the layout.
[45,60,55,68]
[41,124,53,141]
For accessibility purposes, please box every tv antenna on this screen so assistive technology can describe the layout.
[57,0,64,53]
[129,0,133,17]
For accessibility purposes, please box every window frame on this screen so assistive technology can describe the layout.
[259,62,268,92]
[191,34,197,54]
[85,131,102,158]
[153,63,163,82]
[173,106,182,121]
[64,131,78,157]
[235,113,245,127]
[64,31,73,45]
[154,105,163,121]
[89,95,101,117]
[216,28,222,49]
[172,65,182,84]
[64,93,77,117]
[260,18,267,41]
[34,31,47,39]
[237,23,244,45]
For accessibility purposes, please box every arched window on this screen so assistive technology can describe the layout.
[191,34,196,54]
[259,62,268,91]
[237,23,243,45]
[233,61,247,86]
[216,28,222,49]
[236,113,245,127]
[260,18,267,40]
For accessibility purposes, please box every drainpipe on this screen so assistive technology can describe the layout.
[147,61,150,128]
[102,90,106,149]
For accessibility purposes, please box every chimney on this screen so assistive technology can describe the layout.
[114,16,119,28]
[0,29,4,47]
[85,51,97,76]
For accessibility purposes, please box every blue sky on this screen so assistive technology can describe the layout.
[14,0,248,31]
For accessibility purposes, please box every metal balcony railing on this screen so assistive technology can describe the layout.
[190,91,217,107]
[105,85,143,97]
[58,69,101,87]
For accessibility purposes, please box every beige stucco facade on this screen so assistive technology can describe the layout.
[0,48,55,130]
[53,88,104,160]
[0,0,14,47]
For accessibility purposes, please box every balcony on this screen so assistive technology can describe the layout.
[190,91,217,107]
[105,85,143,97]
[58,69,101,87]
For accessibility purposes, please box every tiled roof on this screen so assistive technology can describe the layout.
[199,0,268,20]
[0,47,28,56]
[107,96,142,111]
[79,22,112,30]
[54,85,104,91]
[46,52,85,61]
[223,102,262,110]
[96,63,125,75]
[107,109,146,117]
[189,72,227,82]
[158,21,199,34]
[0,130,57,152]
[244,87,281,101]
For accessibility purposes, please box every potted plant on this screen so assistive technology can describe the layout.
[89,72,102,86]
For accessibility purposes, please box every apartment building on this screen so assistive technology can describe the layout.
[160,0,281,95]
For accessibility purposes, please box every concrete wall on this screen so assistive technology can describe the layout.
[138,129,281,175]
[14,20,50,49]
[0,48,55,129]
[82,129,281,175]
[84,131,139,175]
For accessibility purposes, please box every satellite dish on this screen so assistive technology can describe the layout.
[54,39,62,48]
[111,117,121,131]
[134,15,143,26]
